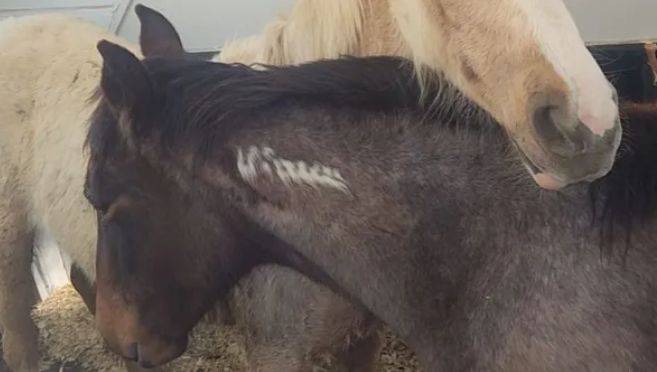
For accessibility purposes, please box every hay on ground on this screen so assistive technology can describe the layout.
[31,284,420,371]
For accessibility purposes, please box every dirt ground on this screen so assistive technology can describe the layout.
[1,331,419,372]
[0,285,421,372]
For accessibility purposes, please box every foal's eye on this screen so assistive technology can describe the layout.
[89,198,110,214]
[83,188,111,213]
[97,201,111,214]
[101,196,132,222]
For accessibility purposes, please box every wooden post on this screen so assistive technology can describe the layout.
[645,42,657,85]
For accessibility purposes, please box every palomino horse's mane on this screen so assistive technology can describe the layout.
[87,55,657,251]
[216,0,450,94]
[215,0,369,65]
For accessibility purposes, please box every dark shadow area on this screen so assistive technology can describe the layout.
[589,43,657,102]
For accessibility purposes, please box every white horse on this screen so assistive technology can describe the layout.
[0,11,144,372]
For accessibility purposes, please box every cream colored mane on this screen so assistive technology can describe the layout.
[214,0,403,66]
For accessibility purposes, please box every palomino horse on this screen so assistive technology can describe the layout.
[214,0,623,190]
[87,30,657,371]
[0,5,383,372]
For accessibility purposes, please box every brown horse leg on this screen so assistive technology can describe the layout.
[69,263,96,315]
[0,195,39,372]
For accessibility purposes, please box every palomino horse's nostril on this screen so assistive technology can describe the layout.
[529,92,595,158]
[568,121,598,155]
[531,104,574,157]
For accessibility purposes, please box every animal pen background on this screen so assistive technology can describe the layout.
[0,0,656,371]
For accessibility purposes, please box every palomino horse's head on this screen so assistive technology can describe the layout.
[390,0,621,189]
[86,5,239,367]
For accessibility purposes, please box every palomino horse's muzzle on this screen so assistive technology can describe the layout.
[522,86,622,189]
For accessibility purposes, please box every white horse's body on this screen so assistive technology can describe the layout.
[32,236,71,300]
[0,14,141,371]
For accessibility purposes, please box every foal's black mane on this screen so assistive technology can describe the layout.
[86,54,657,251]
[87,55,491,162]
[589,103,657,251]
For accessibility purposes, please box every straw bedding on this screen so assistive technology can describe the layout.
[24,284,420,372]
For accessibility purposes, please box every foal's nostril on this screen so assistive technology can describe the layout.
[127,342,139,362]
[135,343,155,368]
[139,359,155,368]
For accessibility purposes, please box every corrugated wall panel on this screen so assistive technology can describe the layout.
[0,0,126,29]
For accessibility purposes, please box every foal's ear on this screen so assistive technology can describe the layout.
[135,4,184,58]
[97,39,153,116]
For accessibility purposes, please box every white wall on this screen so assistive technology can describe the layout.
[0,0,128,30]
[564,0,657,45]
[1,0,656,52]
[115,0,297,53]
[111,0,657,52]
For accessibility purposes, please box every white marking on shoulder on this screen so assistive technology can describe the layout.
[236,146,349,193]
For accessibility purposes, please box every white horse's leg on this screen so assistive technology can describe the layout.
[0,188,39,372]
